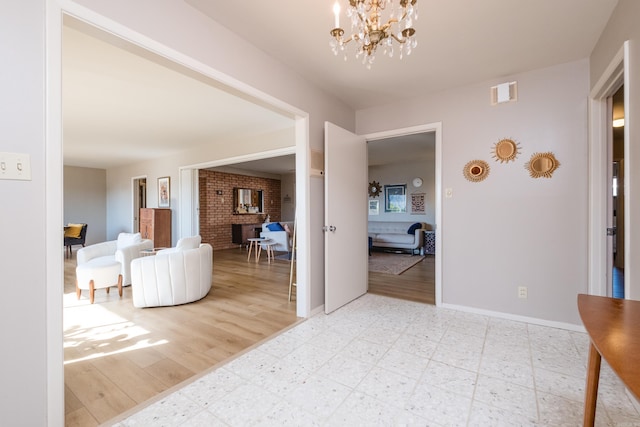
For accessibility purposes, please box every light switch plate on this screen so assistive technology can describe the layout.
[445,188,453,198]
[0,152,32,181]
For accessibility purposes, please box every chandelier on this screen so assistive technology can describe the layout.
[330,0,418,68]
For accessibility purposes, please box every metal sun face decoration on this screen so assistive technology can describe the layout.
[492,138,521,163]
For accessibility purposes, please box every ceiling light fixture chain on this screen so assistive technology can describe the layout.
[330,0,418,69]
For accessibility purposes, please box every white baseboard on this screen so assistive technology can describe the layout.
[440,302,586,333]
[309,304,325,317]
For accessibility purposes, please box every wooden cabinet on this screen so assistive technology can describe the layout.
[140,208,171,248]
[232,223,261,246]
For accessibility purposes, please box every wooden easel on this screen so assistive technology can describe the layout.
[288,216,297,301]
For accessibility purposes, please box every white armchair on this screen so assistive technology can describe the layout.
[260,221,294,252]
[130,236,213,308]
[77,232,153,286]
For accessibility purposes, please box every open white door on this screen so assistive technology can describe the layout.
[324,122,368,313]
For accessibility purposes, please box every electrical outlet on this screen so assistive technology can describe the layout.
[518,286,528,299]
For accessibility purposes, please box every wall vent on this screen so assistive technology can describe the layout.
[490,81,518,105]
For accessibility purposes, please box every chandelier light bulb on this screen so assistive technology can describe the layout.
[329,0,418,68]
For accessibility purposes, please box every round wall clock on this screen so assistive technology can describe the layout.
[368,180,382,197]
[412,177,423,188]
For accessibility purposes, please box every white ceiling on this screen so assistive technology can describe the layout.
[63,0,618,170]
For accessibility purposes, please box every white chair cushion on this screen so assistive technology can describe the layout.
[176,235,201,250]
[116,232,142,250]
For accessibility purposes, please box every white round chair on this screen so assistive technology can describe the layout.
[75,258,123,304]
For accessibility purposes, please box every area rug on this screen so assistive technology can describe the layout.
[368,252,425,275]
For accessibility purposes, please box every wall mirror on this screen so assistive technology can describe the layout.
[234,188,264,214]
[525,152,560,178]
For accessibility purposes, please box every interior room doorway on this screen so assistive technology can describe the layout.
[610,85,625,298]
[132,177,147,233]
[366,131,437,305]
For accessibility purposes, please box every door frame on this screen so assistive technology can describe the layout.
[588,41,629,297]
[131,175,147,233]
[46,3,311,424]
[363,122,443,305]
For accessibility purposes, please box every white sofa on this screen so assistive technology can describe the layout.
[368,221,427,254]
[259,221,294,252]
[77,232,153,287]
[130,236,213,308]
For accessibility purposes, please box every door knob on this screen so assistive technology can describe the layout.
[322,225,337,232]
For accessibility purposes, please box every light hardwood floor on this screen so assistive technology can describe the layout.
[368,252,435,305]
[64,248,299,426]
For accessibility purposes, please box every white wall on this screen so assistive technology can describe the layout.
[590,0,640,299]
[368,160,435,228]
[358,60,590,325]
[64,166,107,245]
[0,2,49,425]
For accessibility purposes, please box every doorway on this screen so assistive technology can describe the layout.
[366,132,436,304]
[132,177,147,233]
[610,85,625,298]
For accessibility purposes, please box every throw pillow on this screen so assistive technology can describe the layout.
[407,222,422,235]
[64,224,83,238]
[176,235,201,250]
[117,232,142,250]
[267,222,285,231]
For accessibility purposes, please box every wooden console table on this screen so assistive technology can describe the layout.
[577,294,640,426]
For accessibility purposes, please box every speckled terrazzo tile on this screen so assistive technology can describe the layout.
[117,392,202,426]
[315,353,374,388]
[356,366,417,406]
[405,382,472,426]
[247,358,311,397]
[420,360,477,398]
[391,332,438,359]
[257,332,305,358]
[431,342,482,372]
[178,368,246,408]
[205,383,282,425]
[178,409,229,427]
[306,328,354,352]
[340,338,389,364]
[253,399,322,427]
[325,391,403,426]
[377,348,430,379]
[284,373,352,419]
[531,349,586,379]
[479,355,534,388]
[280,341,336,372]
[473,375,538,421]
[533,366,585,403]
[439,328,486,353]
[222,349,280,381]
[467,401,538,427]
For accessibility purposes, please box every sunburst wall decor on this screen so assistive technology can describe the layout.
[525,152,560,178]
[463,160,490,182]
[492,138,521,163]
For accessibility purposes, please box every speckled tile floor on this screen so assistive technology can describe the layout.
[112,294,640,426]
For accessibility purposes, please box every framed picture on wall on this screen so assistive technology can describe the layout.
[369,199,379,215]
[384,184,406,213]
[158,176,170,208]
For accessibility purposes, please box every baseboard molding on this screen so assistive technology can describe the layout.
[440,302,586,333]
[309,304,325,317]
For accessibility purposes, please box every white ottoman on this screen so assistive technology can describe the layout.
[76,257,123,304]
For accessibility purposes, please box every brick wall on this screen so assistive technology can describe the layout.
[199,170,281,250]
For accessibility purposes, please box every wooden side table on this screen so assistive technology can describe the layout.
[247,238,270,261]
[577,294,640,426]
